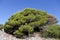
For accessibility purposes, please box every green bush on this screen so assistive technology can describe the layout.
[4,8,57,38]
[41,24,60,38]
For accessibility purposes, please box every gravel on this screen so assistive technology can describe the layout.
[0,30,59,40]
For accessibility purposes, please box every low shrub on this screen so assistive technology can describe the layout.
[41,24,60,38]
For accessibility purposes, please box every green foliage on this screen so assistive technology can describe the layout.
[4,8,57,38]
[13,30,24,38]
[41,24,60,38]
[13,24,34,38]
[18,24,33,33]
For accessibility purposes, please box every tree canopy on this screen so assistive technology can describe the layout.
[4,8,57,38]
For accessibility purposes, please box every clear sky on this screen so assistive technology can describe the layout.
[0,0,60,24]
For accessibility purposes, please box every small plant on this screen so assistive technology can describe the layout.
[41,24,60,38]
[0,24,3,31]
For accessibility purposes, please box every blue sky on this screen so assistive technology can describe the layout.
[0,0,60,24]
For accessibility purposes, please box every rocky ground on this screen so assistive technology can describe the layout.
[0,30,59,40]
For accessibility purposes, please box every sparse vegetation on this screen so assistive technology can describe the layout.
[41,24,60,39]
[0,24,3,30]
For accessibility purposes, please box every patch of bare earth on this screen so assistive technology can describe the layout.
[0,31,59,40]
